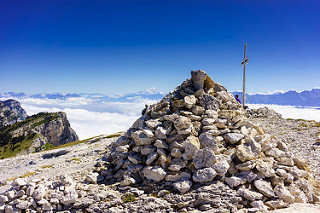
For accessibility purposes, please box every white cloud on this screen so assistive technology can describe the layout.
[248,104,320,122]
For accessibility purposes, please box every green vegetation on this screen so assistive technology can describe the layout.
[122,193,136,203]
[0,112,60,159]
[0,134,38,159]
[70,158,80,162]
[43,133,122,151]
[299,123,308,127]
[43,142,54,150]
[42,165,53,169]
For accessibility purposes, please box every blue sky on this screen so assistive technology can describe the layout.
[0,0,319,94]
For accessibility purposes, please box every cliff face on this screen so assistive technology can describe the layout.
[0,100,79,158]
[0,99,27,127]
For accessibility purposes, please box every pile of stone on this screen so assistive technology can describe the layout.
[0,174,121,212]
[100,70,320,211]
[246,107,282,119]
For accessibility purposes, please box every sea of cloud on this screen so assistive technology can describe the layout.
[248,104,320,122]
[1,96,319,140]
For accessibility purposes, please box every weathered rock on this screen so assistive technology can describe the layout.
[191,70,207,91]
[174,116,193,135]
[155,126,167,139]
[237,188,263,201]
[173,179,192,194]
[143,166,166,182]
[131,129,155,145]
[193,147,216,169]
[254,179,275,197]
[11,178,27,187]
[191,105,205,116]
[183,95,197,109]
[183,135,200,160]
[198,132,219,151]
[225,176,246,188]
[192,168,217,182]
[224,133,244,144]
[86,173,99,183]
[274,184,295,203]
[236,138,261,162]
[146,152,158,165]
[256,158,275,177]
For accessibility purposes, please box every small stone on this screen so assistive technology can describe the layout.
[86,173,99,183]
[225,176,246,188]
[12,178,27,187]
[191,105,205,116]
[250,201,269,211]
[199,132,219,151]
[0,195,8,204]
[120,176,136,186]
[146,152,158,165]
[183,135,200,160]
[202,118,216,126]
[171,148,182,158]
[254,179,275,197]
[183,95,197,109]
[173,179,193,194]
[155,126,167,139]
[224,133,244,144]
[140,145,156,155]
[193,147,216,169]
[236,139,261,162]
[274,184,295,203]
[154,140,168,149]
[237,188,263,201]
[192,167,217,182]
[143,166,166,182]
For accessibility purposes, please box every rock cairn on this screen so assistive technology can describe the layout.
[101,70,320,211]
[246,107,282,119]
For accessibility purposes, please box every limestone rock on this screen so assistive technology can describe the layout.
[173,179,192,194]
[224,133,244,144]
[183,95,197,109]
[253,179,275,197]
[193,148,216,169]
[236,139,262,162]
[192,168,217,182]
[174,116,193,135]
[237,188,263,201]
[183,135,200,160]
[143,166,166,182]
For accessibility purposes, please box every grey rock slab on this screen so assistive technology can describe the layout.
[224,133,244,144]
[192,167,217,182]
[193,147,216,169]
[254,179,275,197]
[143,166,166,182]
[237,188,263,201]
[173,179,192,194]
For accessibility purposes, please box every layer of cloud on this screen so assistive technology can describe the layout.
[2,96,319,140]
[248,104,320,121]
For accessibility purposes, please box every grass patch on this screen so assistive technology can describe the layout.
[20,171,35,178]
[295,118,307,122]
[41,165,53,169]
[299,123,308,127]
[311,122,320,128]
[0,134,38,159]
[43,142,54,150]
[43,133,122,151]
[122,193,136,203]
[70,158,80,162]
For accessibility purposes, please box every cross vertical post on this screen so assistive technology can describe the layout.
[241,42,248,108]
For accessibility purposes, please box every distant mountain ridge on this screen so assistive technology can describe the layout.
[1,88,319,106]
[232,88,320,107]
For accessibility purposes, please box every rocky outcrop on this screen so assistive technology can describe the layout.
[0,99,27,127]
[0,111,78,158]
[246,106,282,119]
[95,70,320,212]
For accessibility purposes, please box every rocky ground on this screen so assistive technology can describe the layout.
[0,116,319,212]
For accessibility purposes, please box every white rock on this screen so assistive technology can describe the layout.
[120,176,136,186]
[236,139,261,162]
[254,179,275,197]
[183,95,197,109]
[183,135,200,160]
[174,116,193,135]
[168,160,187,172]
[146,152,158,165]
[11,178,27,187]
[60,174,73,185]
[224,133,244,144]
[191,105,205,116]
[155,126,167,139]
[143,166,166,182]
[237,188,263,201]
[86,173,99,183]
[61,188,78,205]
[199,132,219,151]
[0,195,8,204]
[140,145,156,155]
[201,118,216,126]
[250,200,269,211]
[33,185,46,200]
[131,129,155,145]
[154,139,168,149]
[265,148,285,159]
[256,158,276,177]
[165,172,191,182]
[171,148,182,158]
[274,184,295,203]
[224,176,246,188]
[212,158,230,176]
[193,148,216,169]
[192,167,217,182]
[173,179,192,194]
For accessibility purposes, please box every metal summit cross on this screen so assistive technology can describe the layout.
[241,42,248,108]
